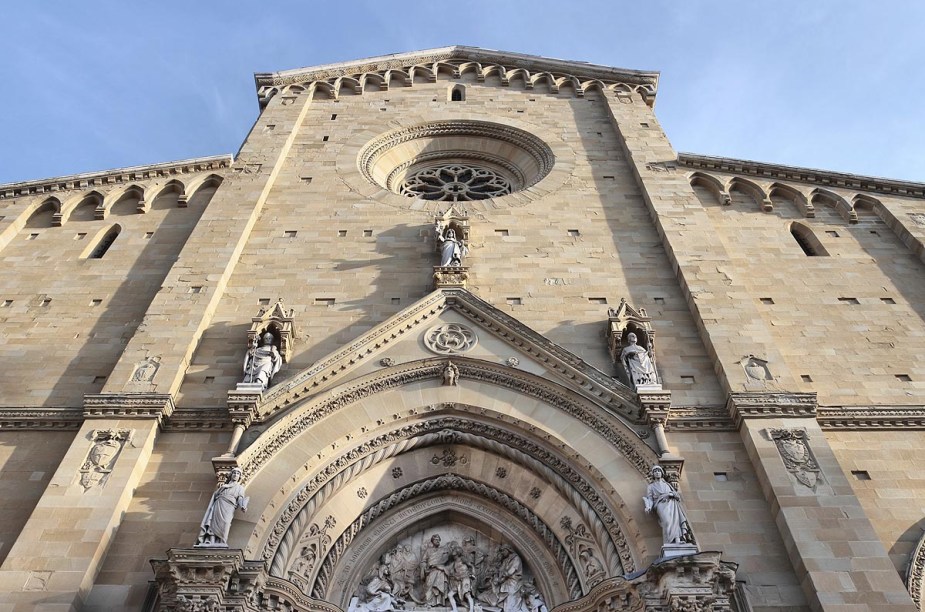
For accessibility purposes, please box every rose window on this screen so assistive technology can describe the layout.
[399,164,513,201]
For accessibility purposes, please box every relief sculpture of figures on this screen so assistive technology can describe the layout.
[196,467,249,547]
[643,465,693,547]
[243,331,281,390]
[347,533,546,612]
[621,332,656,388]
[436,222,468,267]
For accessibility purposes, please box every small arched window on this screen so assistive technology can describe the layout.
[87,225,121,259]
[449,85,465,102]
[790,222,828,256]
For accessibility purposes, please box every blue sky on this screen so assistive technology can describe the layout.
[1,1,923,184]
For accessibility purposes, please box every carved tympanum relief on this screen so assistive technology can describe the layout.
[79,428,133,491]
[769,428,823,491]
[342,526,546,612]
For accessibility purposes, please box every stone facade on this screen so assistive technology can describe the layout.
[0,46,922,611]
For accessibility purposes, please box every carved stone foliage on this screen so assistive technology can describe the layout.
[259,410,637,582]
[769,428,823,491]
[79,428,132,491]
[345,525,547,612]
[433,266,470,289]
[424,323,478,355]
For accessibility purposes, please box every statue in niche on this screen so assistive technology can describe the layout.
[578,547,604,586]
[243,331,281,390]
[621,332,656,388]
[196,467,249,547]
[419,534,452,607]
[443,361,460,386]
[643,465,693,546]
[436,222,468,267]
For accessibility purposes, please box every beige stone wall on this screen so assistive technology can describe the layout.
[670,431,808,611]
[827,430,925,576]
[0,176,221,406]
[84,431,230,610]
[177,78,724,410]
[0,431,74,565]
[691,177,925,406]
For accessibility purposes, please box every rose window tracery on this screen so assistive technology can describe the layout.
[399,164,513,201]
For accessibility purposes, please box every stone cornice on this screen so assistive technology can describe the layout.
[83,393,176,424]
[665,406,736,431]
[726,392,817,428]
[0,407,83,430]
[254,46,659,100]
[679,153,925,199]
[0,154,233,201]
[816,405,925,430]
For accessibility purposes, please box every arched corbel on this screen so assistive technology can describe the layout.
[811,188,858,224]
[728,177,773,212]
[689,172,731,206]
[769,182,814,218]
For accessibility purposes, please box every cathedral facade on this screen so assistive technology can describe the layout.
[0,47,923,612]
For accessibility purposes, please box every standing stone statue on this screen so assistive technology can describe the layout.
[436,222,468,267]
[420,534,452,607]
[243,331,281,390]
[197,467,249,547]
[621,332,656,387]
[643,465,692,546]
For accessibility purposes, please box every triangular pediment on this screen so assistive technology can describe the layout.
[256,287,643,423]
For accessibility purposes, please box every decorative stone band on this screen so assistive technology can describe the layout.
[726,391,817,428]
[83,392,176,425]
[253,47,658,105]
[0,407,83,430]
[0,155,232,201]
[679,152,925,199]
[816,405,925,429]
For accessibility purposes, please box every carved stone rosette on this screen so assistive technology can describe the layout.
[769,428,823,491]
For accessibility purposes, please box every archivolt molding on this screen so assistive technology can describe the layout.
[908,527,925,611]
[311,475,584,602]
[257,288,642,423]
[237,358,656,485]
[258,409,640,580]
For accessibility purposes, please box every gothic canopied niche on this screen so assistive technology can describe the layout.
[606,299,661,390]
[346,526,546,612]
[433,207,471,288]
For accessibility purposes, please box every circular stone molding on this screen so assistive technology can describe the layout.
[358,121,555,200]
[423,323,478,355]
